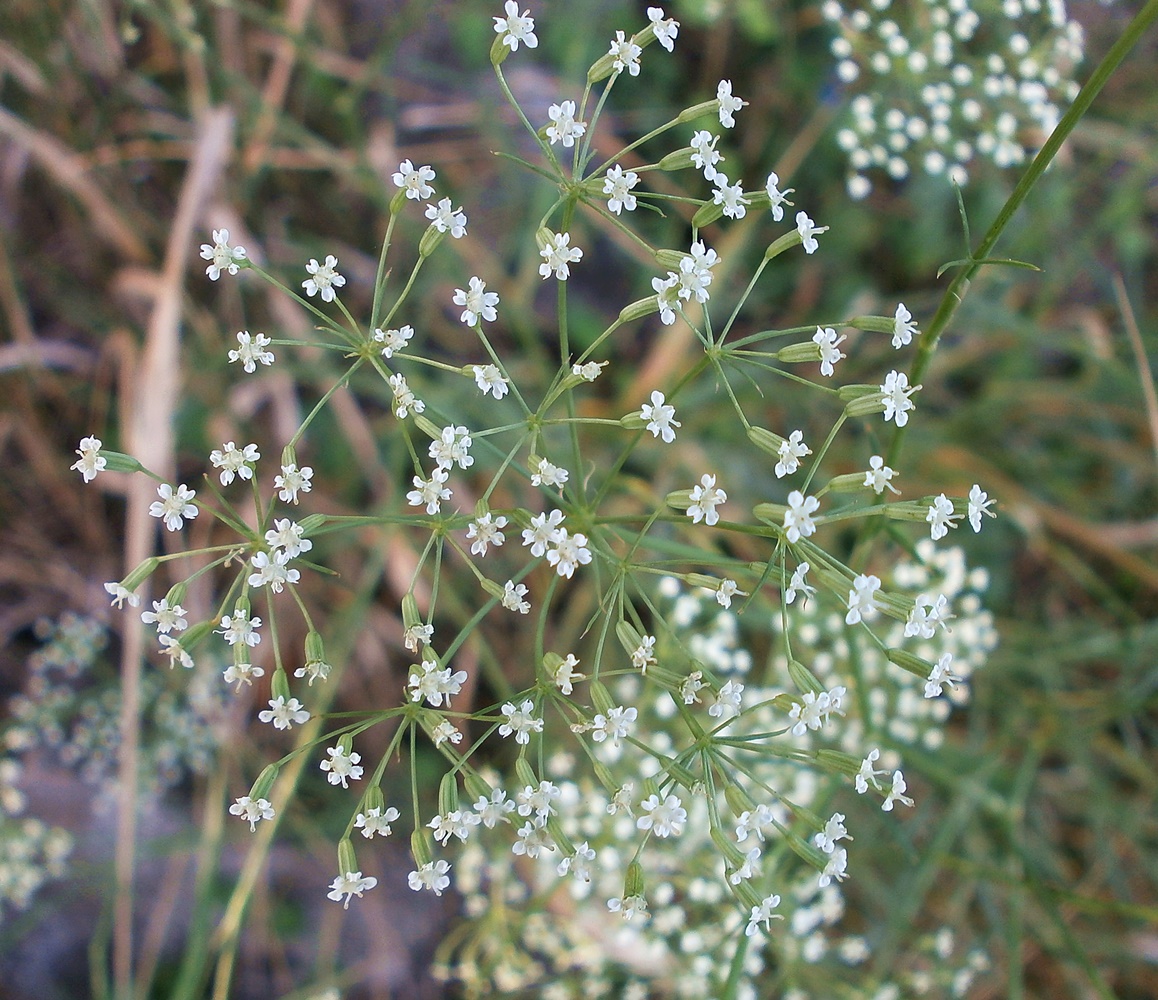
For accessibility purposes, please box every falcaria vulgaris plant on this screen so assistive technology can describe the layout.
[73,3,1028,996]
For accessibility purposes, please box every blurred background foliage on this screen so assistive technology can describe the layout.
[0,0,1155,997]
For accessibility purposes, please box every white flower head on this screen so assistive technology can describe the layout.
[454,276,499,326]
[785,562,816,606]
[845,573,881,625]
[552,653,584,695]
[745,893,783,937]
[229,795,274,832]
[227,331,274,373]
[712,173,750,219]
[466,512,507,556]
[389,372,425,418]
[647,7,679,52]
[546,100,586,147]
[926,493,960,540]
[531,456,569,489]
[572,359,608,381]
[687,473,726,526]
[631,635,657,672]
[783,490,820,543]
[355,805,401,839]
[545,528,591,579]
[302,255,346,303]
[149,483,198,532]
[328,870,377,908]
[715,578,747,608]
[880,370,921,427]
[406,466,451,515]
[275,463,313,504]
[200,228,247,280]
[471,363,509,398]
[372,324,414,359]
[716,79,747,127]
[539,231,583,281]
[690,129,724,181]
[392,159,436,201]
[893,302,918,348]
[775,429,811,478]
[925,653,962,698]
[968,484,996,532]
[864,455,900,495]
[218,606,262,647]
[425,198,467,238]
[493,1,537,51]
[320,744,363,788]
[603,164,639,215]
[608,30,642,76]
[210,441,260,486]
[765,172,795,221]
[636,793,687,838]
[796,211,827,254]
[72,436,106,482]
[640,390,680,443]
[813,326,847,376]
[501,580,531,614]
[141,599,188,634]
[258,696,310,730]
[498,699,543,744]
[408,859,452,895]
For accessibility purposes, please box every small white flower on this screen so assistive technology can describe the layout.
[265,518,312,558]
[607,894,648,921]
[516,780,561,819]
[968,484,996,532]
[498,699,543,744]
[893,302,918,349]
[275,463,313,504]
[653,272,681,325]
[640,390,680,443]
[228,331,275,373]
[466,512,507,556]
[539,230,583,281]
[591,705,637,746]
[406,466,451,515]
[248,549,300,593]
[531,457,569,489]
[715,578,747,608]
[557,841,597,882]
[408,859,452,895]
[764,172,795,221]
[493,1,537,51]
[608,30,642,76]
[882,770,914,811]
[389,372,426,418]
[602,164,639,214]
[690,129,724,181]
[880,370,921,427]
[845,573,881,625]
[432,720,462,746]
[223,660,263,689]
[926,493,960,541]
[71,436,106,482]
[905,593,954,638]
[403,623,434,653]
[864,455,900,495]
[572,359,608,381]
[546,100,586,148]
[818,846,848,887]
[355,805,400,839]
[473,788,516,828]
[328,871,377,908]
[141,599,188,634]
[795,211,827,254]
[424,197,467,237]
[159,633,194,669]
[522,509,564,556]
[200,228,246,280]
[813,326,847,377]
[209,441,260,486]
[149,483,198,532]
[372,324,414,359]
[392,159,436,201]
[302,255,345,303]
[512,818,555,858]
[229,795,274,832]
[552,653,584,695]
[925,653,962,698]
[647,7,679,52]
[856,748,886,794]
[218,607,262,647]
[453,276,499,326]
[546,528,591,579]
[716,79,747,127]
[745,893,782,937]
[472,363,509,398]
[709,678,744,719]
[775,429,811,478]
[258,696,310,730]
[636,793,686,838]
[687,473,726,526]
[712,173,750,219]
[680,670,705,705]
[783,490,820,543]
[631,635,657,672]
[814,813,852,854]
[320,744,363,788]
[785,562,816,606]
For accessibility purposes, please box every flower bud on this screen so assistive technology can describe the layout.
[489,33,511,66]
[418,224,445,258]
[731,878,763,911]
[413,414,441,441]
[544,815,574,857]
[658,147,695,171]
[654,249,687,270]
[249,763,280,802]
[691,200,725,228]
[619,410,647,432]
[846,315,894,335]
[843,392,887,417]
[746,426,787,456]
[438,771,459,818]
[298,513,327,534]
[463,772,492,803]
[360,785,385,816]
[586,52,618,84]
[271,667,291,701]
[402,593,422,630]
[787,659,826,696]
[824,472,873,494]
[666,489,694,512]
[764,230,802,262]
[887,647,934,679]
[619,297,659,323]
[121,557,161,594]
[98,450,145,474]
[615,621,642,657]
[410,829,432,867]
[678,100,718,123]
[776,342,823,364]
[624,860,646,898]
[338,837,358,876]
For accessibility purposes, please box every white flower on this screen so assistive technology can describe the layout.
[512,818,555,858]
[926,493,960,540]
[789,690,828,735]
[715,578,747,608]
[607,783,635,816]
[407,658,468,708]
[328,871,377,908]
[925,653,962,698]
[880,370,921,427]
[677,240,718,302]
[227,331,274,373]
[716,79,746,127]
[968,484,996,532]
[818,846,848,887]
[856,748,886,794]
[159,633,194,669]
[72,436,106,482]
[637,793,686,838]
[320,744,363,788]
[647,7,679,51]
[631,635,657,672]
[785,562,816,606]
[218,607,262,647]
[572,359,608,381]
[795,211,827,254]
[531,457,569,488]
[552,653,584,695]
[712,173,749,219]
[680,670,705,704]
[882,770,914,811]
[764,172,795,221]
[229,795,274,832]
[408,859,452,895]
[729,845,763,885]
[141,599,188,634]
[223,660,263,690]
[302,255,345,302]
[640,390,680,443]
[466,512,507,556]
[453,276,499,326]
[149,483,198,532]
[429,809,480,845]
[407,467,451,515]
[687,473,726,525]
[355,805,400,839]
[432,720,462,746]
[424,197,467,237]
[498,699,542,744]
[608,30,642,76]
[391,159,436,201]
[472,363,509,398]
[258,696,310,730]
[846,573,881,625]
[546,100,586,148]
[265,517,312,558]
[557,841,597,882]
[517,780,561,819]
[783,490,819,543]
[522,509,564,556]
[905,593,953,638]
[745,893,783,936]
[539,231,583,280]
[893,302,918,348]
[602,164,639,214]
[493,1,537,51]
[864,455,900,495]
[653,272,681,325]
[709,678,744,719]
[546,528,591,579]
[690,129,723,181]
[814,813,852,854]
[591,705,637,746]
[404,623,434,652]
[607,894,648,921]
[775,429,811,478]
[813,326,847,376]
[372,324,414,358]
[200,228,246,280]
[275,463,313,503]
[389,372,425,418]
[210,441,260,485]
[473,788,516,828]
[247,549,300,593]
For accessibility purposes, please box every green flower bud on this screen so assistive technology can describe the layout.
[776,342,823,364]
[338,837,358,876]
[249,763,280,801]
[619,296,659,323]
[787,659,826,696]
